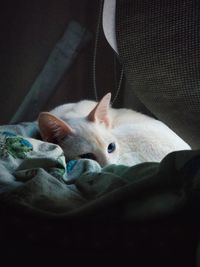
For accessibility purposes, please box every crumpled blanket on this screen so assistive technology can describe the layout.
[0,122,200,222]
[1,122,200,266]
[0,123,145,216]
[0,123,102,214]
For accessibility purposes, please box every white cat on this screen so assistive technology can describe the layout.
[38,93,190,167]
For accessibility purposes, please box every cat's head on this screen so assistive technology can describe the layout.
[38,93,119,167]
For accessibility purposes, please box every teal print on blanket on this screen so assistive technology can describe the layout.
[67,160,77,173]
[0,132,33,159]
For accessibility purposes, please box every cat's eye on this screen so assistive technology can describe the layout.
[79,153,96,160]
[107,142,116,153]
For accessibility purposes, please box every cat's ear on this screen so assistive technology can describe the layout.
[87,92,111,127]
[38,112,75,143]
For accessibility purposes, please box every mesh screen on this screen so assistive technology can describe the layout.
[116,0,200,148]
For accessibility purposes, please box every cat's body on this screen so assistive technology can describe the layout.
[38,93,190,167]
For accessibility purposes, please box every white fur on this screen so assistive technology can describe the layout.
[42,97,190,167]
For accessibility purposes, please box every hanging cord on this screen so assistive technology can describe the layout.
[92,0,104,102]
[111,65,124,105]
[92,0,124,105]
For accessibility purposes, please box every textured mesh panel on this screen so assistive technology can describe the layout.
[116,0,200,148]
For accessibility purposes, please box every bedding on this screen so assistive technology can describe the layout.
[0,121,198,218]
[0,122,199,265]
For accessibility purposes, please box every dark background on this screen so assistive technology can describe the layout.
[0,0,125,124]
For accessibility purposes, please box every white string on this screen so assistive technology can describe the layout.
[92,0,104,102]
[92,0,124,105]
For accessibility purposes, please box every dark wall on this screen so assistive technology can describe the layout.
[0,0,124,124]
